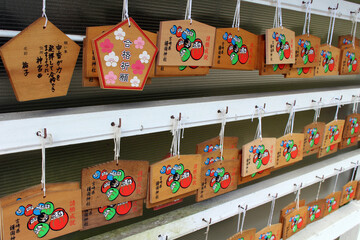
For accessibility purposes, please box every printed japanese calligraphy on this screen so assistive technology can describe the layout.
[265,27,295,64]
[81,160,148,210]
[0,17,80,101]
[93,18,158,90]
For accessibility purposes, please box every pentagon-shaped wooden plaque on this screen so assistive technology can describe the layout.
[265,27,295,64]
[314,44,340,76]
[294,34,321,68]
[275,133,304,168]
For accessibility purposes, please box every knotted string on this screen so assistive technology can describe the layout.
[252,107,265,141]
[302,1,312,35]
[327,9,337,46]
[232,0,241,30]
[219,110,227,161]
[237,205,247,233]
[351,163,358,181]
[333,170,341,193]
[295,184,301,210]
[268,195,276,226]
[334,98,342,121]
[113,126,122,165]
[351,12,358,49]
[122,0,131,26]
[185,0,193,24]
[170,116,184,159]
[313,101,322,123]
[42,0,48,28]
[273,0,283,29]
[284,104,296,136]
[315,177,324,201]
[39,132,52,198]
[353,96,359,113]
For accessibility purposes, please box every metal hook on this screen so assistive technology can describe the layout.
[328,3,339,10]
[36,128,47,139]
[268,193,278,198]
[158,234,168,240]
[294,182,303,188]
[303,0,313,4]
[255,103,266,109]
[334,95,343,101]
[334,167,343,172]
[202,218,212,240]
[312,97,322,103]
[316,175,325,182]
[217,106,229,114]
[286,100,296,107]
[111,118,121,128]
[351,161,359,166]
[170,113,182,121]
[350,8,360,14]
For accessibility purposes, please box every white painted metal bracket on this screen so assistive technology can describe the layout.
[0,87,359,155]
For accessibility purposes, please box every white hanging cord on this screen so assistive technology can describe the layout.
[295,184,301,210]
[352,12,358,48]
[219,109,227,161]
[203,218,211,240]
[315,177,324,201]
[42,0,48,28]
[252,106,265,141]
[302,1,312,35]
[333,169,342,193]
[267,195,276,226]
[334,97,342,121]
[327,9,337,46]
[353,96,359,113]
[313,101,322,123]
[170,115,184,159]
[351,163,358,181]
[185,0,193,24]
[113,126,122,165]
[273,0,282,28]
[232,0,241,30]
[122,0,131,26]
[37,129,52,198]
[240,206,247,233]
[284,104,296,136]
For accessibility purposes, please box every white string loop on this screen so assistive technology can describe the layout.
[351,163,358,181]
[284,104,296,136]
[122,0,131,26]
[327,9,337,46]
[170,116,184,159]
[273,0,282,28]
[38,131,52,198]
[232,0,241,30]
[113,126,122,165]
[185,0,193,24]
[42,0,48,28]
[333,169,342,193]
[352,12,358,48]
[313,101,322,123]
[252,107,265,141]
[353,96,359,113]
[302,1,312,35]
[315,178,324,201]
[267,195,276,226]
[295,184,301,210]
[219,110,227,161]
[333,97,342,121]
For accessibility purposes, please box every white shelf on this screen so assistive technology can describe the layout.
[85,149,360,240]
[1,87,359,155]
[288,201,360,240]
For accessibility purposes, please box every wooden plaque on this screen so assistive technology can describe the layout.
[355,181,360,200]
[212,28,258,70]
[306,199,326,224]
[81,160,149,210]
[196,136,238,154]
[338,35,360,49]
[143,31,157,79]
[302,122,325,152]
[275,133,304,168]
[157,20,216,66]
[343,113,360,139]
[155,65,209,76]
[82,199,142,230]
[86,25,114,78]
[303,148,319,157]
[338,136,358,150]
[258,35,290,75]
[265,27,295,64]
[196,149,240,202]
[314,44,340,76]
[282,206,308,240]
[279,200,306,224]
[322,120,345,148]
[82,38,100,87]
[294,34,321,68]
[284,67,314,79]
[317,144,338,158]
[241,138,276,177]
[323,191,341,217]
[339,46,360,75]
[93,18,158,90]
[2,189,82,240]
[239,168,272,185]
[255,223,282,240]
[340,181,357,206]
[0,17,80,102]
[227,228,256,240]
[149,155,201,204]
